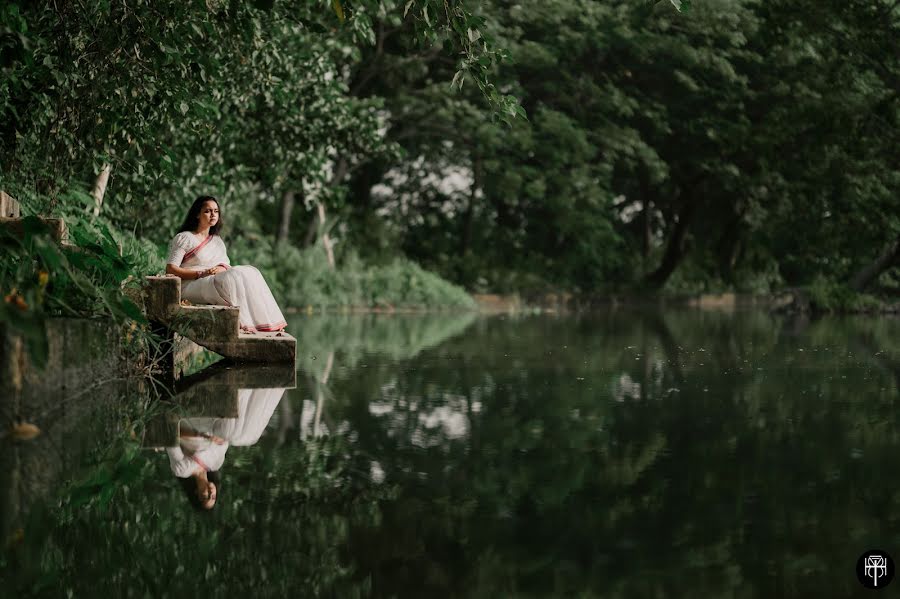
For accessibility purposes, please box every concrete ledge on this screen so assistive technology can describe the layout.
[144,275,240,340]
[0,216,69,243]
[144,276,182,320]
[177,305,241,341]
[202,331,296,362]
[0,191,21,218]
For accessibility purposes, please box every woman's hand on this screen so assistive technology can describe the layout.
[202,266,224,278]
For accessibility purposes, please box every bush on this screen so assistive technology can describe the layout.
[0,188,152,366]
[807,276,882,313]
[229,238,476,311]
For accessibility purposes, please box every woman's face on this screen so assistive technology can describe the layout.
[196,478,217,510]
[197,201,219,231]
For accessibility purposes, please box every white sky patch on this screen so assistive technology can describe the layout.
[374,156,477,222]
[418,406,469,439]
[368,401,394,416]
[370,461,386,484]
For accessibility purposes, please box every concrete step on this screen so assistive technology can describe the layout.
[143,275,296,363]
[0,192,78,249]
[0,216,70,244]
[1,191,21,217]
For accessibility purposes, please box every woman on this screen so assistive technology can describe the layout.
[166,196,287,333]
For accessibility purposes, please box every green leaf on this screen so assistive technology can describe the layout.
[332,0,344,23]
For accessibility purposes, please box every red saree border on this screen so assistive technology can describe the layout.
[182,234,214,263]
[191,454,210,472]
[245,320,287,332]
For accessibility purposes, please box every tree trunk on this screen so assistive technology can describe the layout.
[716,213,744,283]
[303,213,318,247]
[276,189,296,246]
[644,201,696,289]
[850,234,900,291]
[317,201,335,269]
[642,197,652,260]
[91,163,112,217]
[309,159,349,267]
[639,173,652,263]
[641,197,653,272]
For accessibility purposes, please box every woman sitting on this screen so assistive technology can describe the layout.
[166,195,287,333]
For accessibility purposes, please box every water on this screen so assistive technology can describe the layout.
[2,309,899,597]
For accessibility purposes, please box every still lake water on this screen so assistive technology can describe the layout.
[2,309,900,597]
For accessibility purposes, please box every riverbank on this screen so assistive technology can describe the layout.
[471,289,900,315]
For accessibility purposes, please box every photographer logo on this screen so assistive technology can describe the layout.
[857,550,894,589]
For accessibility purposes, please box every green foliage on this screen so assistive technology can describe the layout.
[3,0,898,308]
[343,0,899,296]
[806,276,883,314]
[0,187,153,365]
[1,0,518,221]
[231,237,476,310]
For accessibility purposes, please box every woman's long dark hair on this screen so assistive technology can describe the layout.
[178,470,222,512]
[177,196,223,235]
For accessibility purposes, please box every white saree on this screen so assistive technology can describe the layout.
[166,231,287,332]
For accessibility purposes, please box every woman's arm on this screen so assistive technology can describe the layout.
[166,263,224,280]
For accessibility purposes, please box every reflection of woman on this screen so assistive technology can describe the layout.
[165,195,287,333]
[167,429,225,510]
[167,388,285,510]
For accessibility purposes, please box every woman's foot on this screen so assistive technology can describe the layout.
[240,325,256,334]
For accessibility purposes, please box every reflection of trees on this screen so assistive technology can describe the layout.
[289,311,478,439]
[322,311,900,597]
[291,311,478,377]
[4,437,391,598]
[4,313,900,597]
[3,371,388,597]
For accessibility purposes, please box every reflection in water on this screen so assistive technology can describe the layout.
[3,310,900,597]
[145,363,294,511]
[167,388,286,510]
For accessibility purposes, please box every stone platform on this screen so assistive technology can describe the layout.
[143,275,296,364]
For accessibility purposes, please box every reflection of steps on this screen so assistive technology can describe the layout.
[143,275,296,363]
[143,362,296,447]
